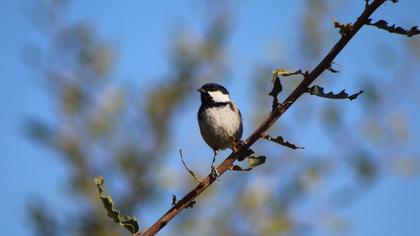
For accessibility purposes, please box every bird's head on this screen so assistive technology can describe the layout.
[197,83,231,104]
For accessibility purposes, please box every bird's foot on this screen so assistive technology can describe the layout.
[210,164,220,181]
[232,139,245,152]
[232,140,254,161]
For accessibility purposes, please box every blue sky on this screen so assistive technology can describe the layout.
[1,1,419,235]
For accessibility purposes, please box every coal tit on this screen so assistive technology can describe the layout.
[197,83,243,177]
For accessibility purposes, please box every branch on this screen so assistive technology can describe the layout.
[139,0,388,235]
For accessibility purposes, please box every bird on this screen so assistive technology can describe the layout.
[197,83,243,178]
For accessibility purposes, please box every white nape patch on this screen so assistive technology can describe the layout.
[208,91,230,103]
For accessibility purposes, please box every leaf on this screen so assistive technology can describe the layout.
[367,19,419,37]
[269,75,282,113]
[248,154,266,168]
[262,134,304,150]
[273,68,306,77]
[172,194,177,206]
[307,85,363,100]
[230,165,252,172]
[269,68,307,112]
[94,176,140,234]
[24,119,54,146]
[351,152,377,184]
[333,19,353,36]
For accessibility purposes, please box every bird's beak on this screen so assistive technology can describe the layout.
[197,88,205,93]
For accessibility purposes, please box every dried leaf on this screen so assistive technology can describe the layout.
[269,75,282,113]
[262,134,304,150]
[367,19,419,37]
[333,19,353,36]
[307,85,363,100]
[172,195,177,206]
[269,69,306,113]
[94,176,139,234]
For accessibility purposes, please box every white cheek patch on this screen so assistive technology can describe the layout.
[208,91,230,103]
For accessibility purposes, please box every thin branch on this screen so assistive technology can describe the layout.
[139,1,388,235]
[179,149,203,184]
[327,62,340,73]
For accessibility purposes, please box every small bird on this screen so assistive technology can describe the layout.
[197,83,243,177]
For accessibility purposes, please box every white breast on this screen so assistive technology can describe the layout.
[199,103,242,150]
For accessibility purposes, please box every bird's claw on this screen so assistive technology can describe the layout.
[231,139,245,152]
[211,164,220,180]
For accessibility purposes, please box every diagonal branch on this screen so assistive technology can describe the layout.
[139,0,388,235]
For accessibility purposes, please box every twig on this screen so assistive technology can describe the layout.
[138,1,388,235]
[327,62,340,73]
[333,19,353,36]
[179,149,203,184]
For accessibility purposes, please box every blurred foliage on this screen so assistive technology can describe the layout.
[25,0,228,235]
[24,0,419,236]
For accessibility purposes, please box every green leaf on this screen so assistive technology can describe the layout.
[94,176,140,234]
[307,85,363,100]
[248,154,266,168]
[230,153,265,171]
[272,68,305,77]
[262,134,304,150]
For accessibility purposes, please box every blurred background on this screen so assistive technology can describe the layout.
[1,0,420,235]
